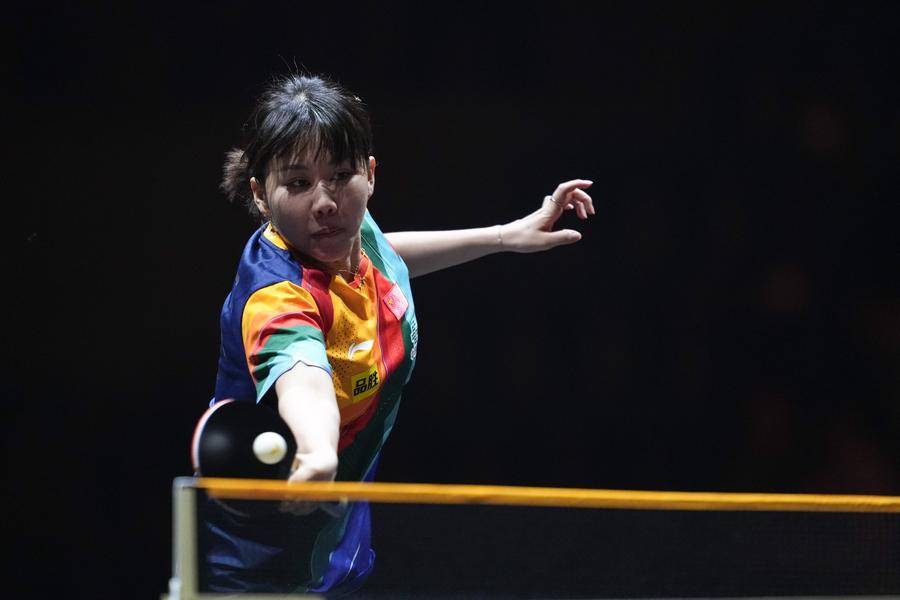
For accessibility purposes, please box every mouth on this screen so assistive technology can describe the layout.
[311,227,344,239]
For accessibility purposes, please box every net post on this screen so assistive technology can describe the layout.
[167,477,199,600]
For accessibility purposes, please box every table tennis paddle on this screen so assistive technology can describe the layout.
[191,399,298,516]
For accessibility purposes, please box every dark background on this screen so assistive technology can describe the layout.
[6,2,899,597]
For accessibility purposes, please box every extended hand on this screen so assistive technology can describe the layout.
[278,466,325,516]
[500,179,594,253]
[278,452,346,516]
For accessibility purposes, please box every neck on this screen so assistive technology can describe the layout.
[271,224,362,283]
[321,235,362,282]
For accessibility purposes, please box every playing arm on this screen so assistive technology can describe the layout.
[274,363,340,483]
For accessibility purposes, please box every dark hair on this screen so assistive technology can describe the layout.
[221,73,373,219]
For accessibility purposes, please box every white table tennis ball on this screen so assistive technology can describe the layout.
[252,431,288,465]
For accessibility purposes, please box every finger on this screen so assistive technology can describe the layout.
[566,190,588,219]
[562,189,588,219]
[545,229,582,248]
[542,194,566,214]
[570,188,595,215]
[553,179,593,204]
[576,200,588,219]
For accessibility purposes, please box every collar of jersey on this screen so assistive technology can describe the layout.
[262,222,370,288]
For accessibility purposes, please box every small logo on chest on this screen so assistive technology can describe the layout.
[348,339,374,360]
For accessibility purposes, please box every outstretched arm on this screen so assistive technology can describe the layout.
[274,363,352,516]
[385,180,595,278]
[275,363,340,483]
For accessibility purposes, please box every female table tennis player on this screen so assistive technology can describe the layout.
[202,72,594,596]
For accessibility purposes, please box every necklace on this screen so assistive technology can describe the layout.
[344,248,369,286]
[337,266,359,283]
[337,258,364,286]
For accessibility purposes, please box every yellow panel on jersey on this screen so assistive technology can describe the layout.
[324,254,386,427]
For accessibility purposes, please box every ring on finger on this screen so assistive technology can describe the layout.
[546,195,563,207]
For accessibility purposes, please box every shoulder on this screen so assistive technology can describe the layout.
[242,276,335,335]
[234,224,303,289]
[360,210,409,282]
[231,224,331,304]
[244,280,319,315]
[226,226,335,329]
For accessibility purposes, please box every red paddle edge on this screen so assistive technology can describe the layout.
[190,398,235,473]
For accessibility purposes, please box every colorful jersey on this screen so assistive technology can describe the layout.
[208,210,418,594]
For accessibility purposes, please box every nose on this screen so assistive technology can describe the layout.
[312,184,338,218]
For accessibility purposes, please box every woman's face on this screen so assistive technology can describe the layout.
[253,148,375,267]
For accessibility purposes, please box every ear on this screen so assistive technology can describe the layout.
[367,156,376,199]
[250,177,269,218]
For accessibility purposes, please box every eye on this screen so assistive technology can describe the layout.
[333,171,354,182]
[287,178,310,191]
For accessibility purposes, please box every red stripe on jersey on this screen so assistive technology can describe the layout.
[338,394,380,452]
[373,270,407,379]
[301,266,335,333]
